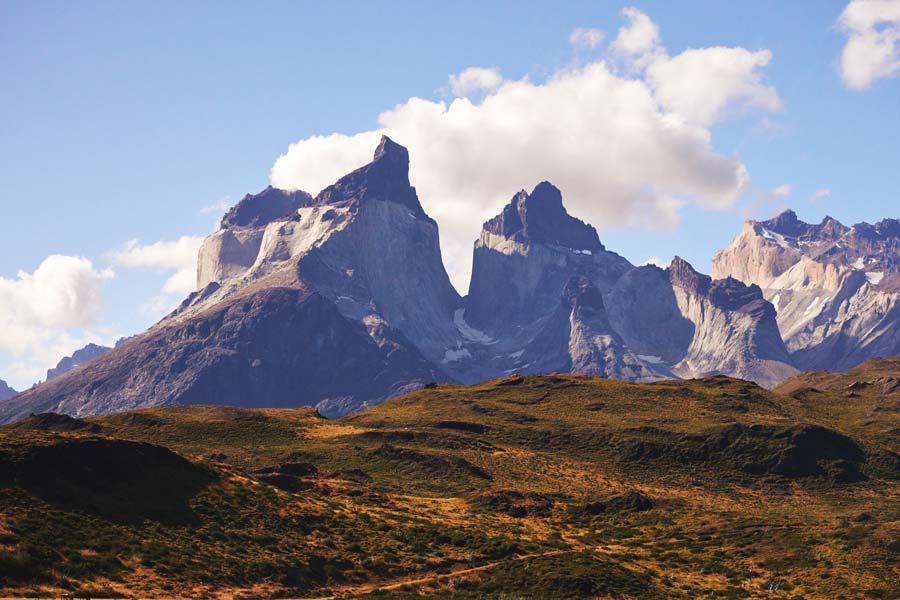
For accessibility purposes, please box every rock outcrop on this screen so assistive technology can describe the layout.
[46,343,111,381]
[713,210,900,371]
[0,380,15,402]
[197,186,314,289]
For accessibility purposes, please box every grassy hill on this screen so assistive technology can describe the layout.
[1,370,898,598]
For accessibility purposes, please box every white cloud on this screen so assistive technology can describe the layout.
[772,183,792,198]
[608,8,781,126]
[271,9,779,291]
[611,7,661,57]
[200,197,232,215]
[569,27,604,50]
[640,256,671,268]
[742,183,792,218]
[109,236,203,271]
[809,188,832,204]
[837,0,900,90]
[108,236,204,313]
[645,47,781,126]
[448,67,504,97]
[0,255,115,387]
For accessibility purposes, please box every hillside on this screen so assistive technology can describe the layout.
[1,371,898,598]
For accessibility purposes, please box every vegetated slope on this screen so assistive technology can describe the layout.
[1,372,898,598]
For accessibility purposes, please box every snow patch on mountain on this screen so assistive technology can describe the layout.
[637,354,664,364]
[442,347,473,363]
[866,272,884,285]
[453,308,494,344]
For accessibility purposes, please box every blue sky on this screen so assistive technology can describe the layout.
[1,0,899,388]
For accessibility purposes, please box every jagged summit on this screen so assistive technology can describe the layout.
[372,134,408,163]
[667,256,707,294]
[315,135,431,222]
[483,181,603,251]
[714,207,900,372]
[0,379,15,401]
[221,185,313,229]
[47,343,111,381]
[755,209,849,242]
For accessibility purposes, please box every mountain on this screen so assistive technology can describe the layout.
[2,136,459,422]
[2,371,897,598]
[0,141,805,423]
[0,379,15,401]
[713,209,900,371]
[45,343,111,380]
[461,183,796,387]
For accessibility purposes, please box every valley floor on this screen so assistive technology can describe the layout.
[1,372,898,598]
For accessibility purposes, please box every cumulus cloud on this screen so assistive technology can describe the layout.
[569,27,604,49]
[108,236,204,311]
[809,188,832,204]
[0,255,115,386]
[645,47,780,126]
[837,0,900,90]
[640,256,671,268]
[448,67,503,97]
[611,7,661,58]
[271,8,780,290]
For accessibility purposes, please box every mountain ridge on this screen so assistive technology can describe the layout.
[3,141,897,422]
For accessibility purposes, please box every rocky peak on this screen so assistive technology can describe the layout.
[763,209,803,236]
[708,278,771,317]
[670,257,769,315]
[47,343,111,381]
[315,136,431,222]
[0,379,16,401]
[221,186,313,229]
[482,181,603,252]
[756,210,849,243]
[668,256,709,296]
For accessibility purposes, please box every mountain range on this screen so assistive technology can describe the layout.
[0,137,897,422]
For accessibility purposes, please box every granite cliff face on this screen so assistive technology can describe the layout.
[46,343,111,381]
[4,137,458,421]
[459,183,795,387]
[713,210,900,371]
[197,187,314,289]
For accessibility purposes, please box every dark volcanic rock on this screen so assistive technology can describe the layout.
[221,186,313,229]
[315,135,431,222]
[46,343,111,380]
[482,181,603,252]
